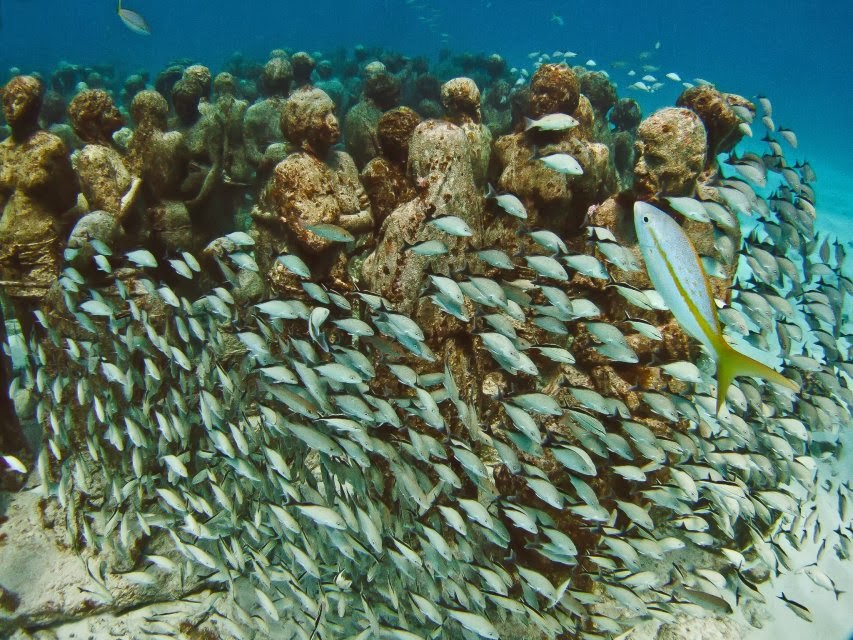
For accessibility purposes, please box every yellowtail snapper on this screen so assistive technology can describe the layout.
[634,201,799,413]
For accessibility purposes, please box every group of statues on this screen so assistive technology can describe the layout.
[0,46,755,465]
[0,49,748,334]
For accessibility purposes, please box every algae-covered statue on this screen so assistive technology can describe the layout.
[0,76,78,305]
[359,106,420,231]
[243,57,294,180]
[362,117,483,316]
[440,77,492,189]
[343,61,400,169]
[493,63,615,235]
[256,87,373,289]
[126,90,192,254]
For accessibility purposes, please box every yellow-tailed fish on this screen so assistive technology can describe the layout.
[117,0,151,36]
[634,201,798,412]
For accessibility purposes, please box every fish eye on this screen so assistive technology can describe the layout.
[643,216,649,223]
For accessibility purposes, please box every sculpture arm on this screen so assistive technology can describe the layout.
[117,176,143,222]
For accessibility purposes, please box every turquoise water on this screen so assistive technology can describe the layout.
[2,0,850,208]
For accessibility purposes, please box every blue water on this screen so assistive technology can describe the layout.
[1,1,850,164]
[0,0,847,304]
[1,0,850,201]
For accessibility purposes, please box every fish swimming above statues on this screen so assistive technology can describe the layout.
[634,201,799,413]
[117,0,150,35]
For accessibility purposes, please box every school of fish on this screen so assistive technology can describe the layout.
[3,82,851,640]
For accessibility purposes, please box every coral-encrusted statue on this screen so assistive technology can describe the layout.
[243,57,294,180]
[343,61,400,170]
[441,77,492,189]
[67,90,141,224]
[360,106,420,231]
[0,76,78,304]
[65,89,143,267]
[126,90,192,254]
[493,63,614,236]
[257,87,373,289]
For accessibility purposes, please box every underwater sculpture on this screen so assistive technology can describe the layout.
[257,86,373,289]
[343,61,401,170]
[0,76,78,306]
[65,89,143,269]
[359,105,421,230]
[211,71,252,186]
[440,77,492,189]
[493,63,614,236]
[0,48,849,640]
[243,56,294,179]
[126,90,192,254]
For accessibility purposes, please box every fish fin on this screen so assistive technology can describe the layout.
[714,340,799,413]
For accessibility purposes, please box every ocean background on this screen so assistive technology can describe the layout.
[1,0,850,233]
[1,1,851,638]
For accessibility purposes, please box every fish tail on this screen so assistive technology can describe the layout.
[484,183,496,200]
[524,117,534,131]
[714,341,800,413]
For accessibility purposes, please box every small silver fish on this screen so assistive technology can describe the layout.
[428,215,473,237]
[536,152,584,175]
[407,239,448,256]
[485,184,528,219]
[524,113,579,131]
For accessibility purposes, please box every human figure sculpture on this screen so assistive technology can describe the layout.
[256,87,373,289]
[0,76,78,304]
[632,107,707,200]
[67,89,142,224]
[440,77,492,189]
[360,106,420,232]
[362,119,483,316]
[65,89,144,264]
[243,57,294,180]
[290,52,316,89]
[315,60,347,116]
[126,90,192,254]
[174,72,228,242]
[343,61,400,170]
[212,72,251,185]
[492,63,614,235]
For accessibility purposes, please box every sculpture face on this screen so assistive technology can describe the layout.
[1,76,42,134]
[316,109,340,151]
[632,108,706,198]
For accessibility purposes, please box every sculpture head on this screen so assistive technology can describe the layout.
[1,75,43,139]
[261,57,293,97]
[377,106,421,164]
[440,77,481,124]
[68,89,125,145]
[281,87,339,156]
[528,63,579,119]
[633,107,707,198]
[131,90,169,131]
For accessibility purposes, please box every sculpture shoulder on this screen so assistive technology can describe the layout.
[27,130,70,158]
[329,150,358,175]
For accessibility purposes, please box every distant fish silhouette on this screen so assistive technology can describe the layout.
[117,0,150,35]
